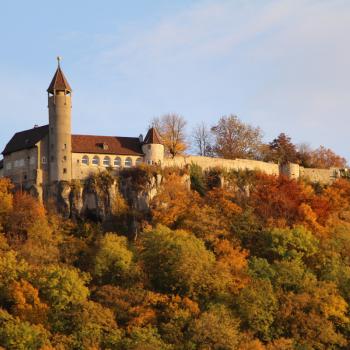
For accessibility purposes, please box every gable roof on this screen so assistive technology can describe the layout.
[72,135,143,156]
[144,127,162,144]
[2,126,144,157]
[47,66,72,94]
[2,125,49,155]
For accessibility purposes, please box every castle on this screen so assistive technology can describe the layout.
[0,61,165,199]
[0,60,346,201]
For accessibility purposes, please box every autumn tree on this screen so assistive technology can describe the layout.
[0,178,13,228]
[188,305,241,350]
[151,114,187,157]
[265,133,298,164]
[211,115,263,159]
[192,121,213,156]
[309,145,347,168]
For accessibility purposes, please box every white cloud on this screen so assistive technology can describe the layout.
[93,0,350,158]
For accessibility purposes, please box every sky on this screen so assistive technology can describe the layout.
[1,0,349,160]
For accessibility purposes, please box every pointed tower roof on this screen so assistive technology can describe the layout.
[47,57,72,94]
[144,127,163,144]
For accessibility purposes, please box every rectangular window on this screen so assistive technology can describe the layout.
[63,156,67,161]
[63,168,67,174]
[42,157,47,164]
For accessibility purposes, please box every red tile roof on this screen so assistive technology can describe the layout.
[144,127,162,144]
[72,135,143,156]
[47,67,72,94]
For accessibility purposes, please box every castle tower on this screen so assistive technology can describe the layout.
[142,127,164,165]
[47,58,72,183]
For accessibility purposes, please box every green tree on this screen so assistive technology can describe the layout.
[237,279,277,341]
[34,265,90,311]
[0,308,50,350]
[93,233,135,285]
[140,225,216,299]
[121,326,172,350]
[265,226,319,261]
[188,305,241,350]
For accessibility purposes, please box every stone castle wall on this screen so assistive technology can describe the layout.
[164,155,341,184]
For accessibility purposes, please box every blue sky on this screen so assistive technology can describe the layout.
[1,0,349,160]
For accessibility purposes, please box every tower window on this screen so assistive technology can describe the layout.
[64,144,67,149]
[63,156,67,161]
[63,168,67,174]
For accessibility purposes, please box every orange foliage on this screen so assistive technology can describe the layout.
[213,239,249,294]
[8,279,48,325]
[151,173,197,228]
[7,192,46,238]
[0,178,13,227]
[250,174,309,226]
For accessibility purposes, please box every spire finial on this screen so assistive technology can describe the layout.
[57,56,62,68]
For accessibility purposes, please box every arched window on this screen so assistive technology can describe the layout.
[92,156,100,166]
[82,155,89,165]
[114,157,121,167]
[103,156,111,167]
[136,157,143,166]
[125,157,132,167]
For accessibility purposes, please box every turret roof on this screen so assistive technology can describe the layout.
[144,127,162,144]
[47,66,72,94]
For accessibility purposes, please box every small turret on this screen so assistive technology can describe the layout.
[142,127,164,165]
[48,57,72,182]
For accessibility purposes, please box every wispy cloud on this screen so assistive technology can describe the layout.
[92,0,350,157]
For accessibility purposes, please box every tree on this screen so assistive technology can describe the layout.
[211,115,263,159]
[0,178,13,228]
[151,173,195,228]
[34,265,90,311]
[8,279,48,325]
[296,143,313,168]
[188,305,241,350]
[120,326,172,350]
[151,114,187,157]
[275,281,348,349]
[140,225,216,299]
[309,146,347,169]
[266,133,297,164]
[0,308,50,350]
[237,279,277,341]
[192,122,213,156]
[93,233,135,285]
